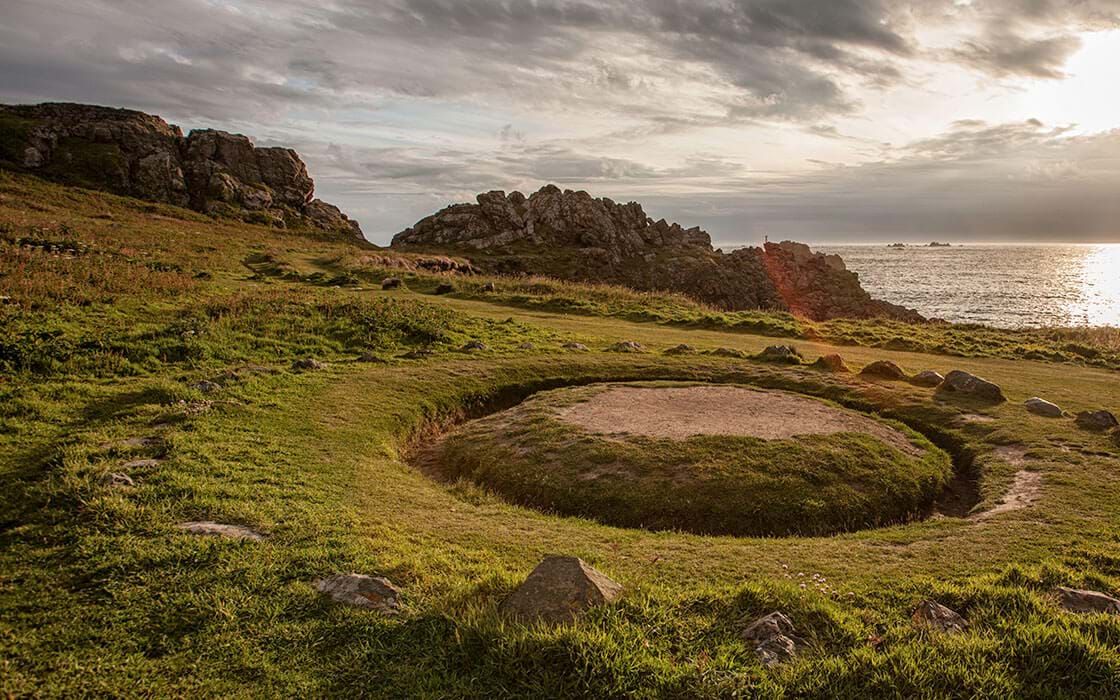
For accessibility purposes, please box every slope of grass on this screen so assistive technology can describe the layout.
[2,170,1120,697]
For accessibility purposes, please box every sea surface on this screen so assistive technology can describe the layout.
[814,244,1120,329]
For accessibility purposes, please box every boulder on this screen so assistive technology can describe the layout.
[499,556,623,624]
[1056,586,1120,615]
[0,103,361,236]
[1075,410,1119,431]
[911,371,945,388]
[1025,397,1063,418]
[315,573,402,614]
[811,354,850,373]
[860,360,907,381]
[461,340,488,352]
[741,612,806,668]
[381,277,403,290]
[390,187,923,321]
[481,282,496,292]
[664,344,697,356]
[912,600,967,634]
[291,358,325,371]
[519,342,536,350]
[434,283,455,295]
[756,345,803,364]
[710,347,748,359]
[607,341,645,353]
[938,371,1007,403]
[191,380,221,394]
[177,521,265,541]
[563,342,590,352]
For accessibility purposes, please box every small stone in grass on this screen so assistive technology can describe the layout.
[1025,397,1063,418]
[461,340,488,352]
[99,472,135,487]
[191,380,221,394]
[1056,586,1120,615]
[1075,410,1118,431]
[911,371,945,388]
[912,600,967,633]
[381,277,403,290]
[500,556,622,624]
[291,358,325,371]
[562,342,590,352]
[177,521,265,541]
[860,360,908,381]
[315,573,402,613]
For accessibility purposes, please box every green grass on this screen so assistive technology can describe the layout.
[434,382,952,537]
[2,170,1120,697]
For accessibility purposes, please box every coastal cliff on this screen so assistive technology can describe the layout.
[0,103,361,237]
[393,185,922,321]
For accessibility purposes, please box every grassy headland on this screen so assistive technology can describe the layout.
[2,171,1120,697]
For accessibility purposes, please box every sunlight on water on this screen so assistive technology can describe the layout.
[818,244,1120,328]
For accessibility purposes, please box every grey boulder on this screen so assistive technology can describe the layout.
[1025,397,1063,418]
[499,556,623,624]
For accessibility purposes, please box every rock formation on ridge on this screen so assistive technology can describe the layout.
[392,185,922,321]
[0,102,361,237]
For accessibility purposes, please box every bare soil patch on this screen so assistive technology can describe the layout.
[556,385,921,457]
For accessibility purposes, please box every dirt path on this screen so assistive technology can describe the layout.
[556,385,922,456]
[971,446,1043,520]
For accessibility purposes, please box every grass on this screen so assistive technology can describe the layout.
[434,382,952,537]
[1,170,1120,697]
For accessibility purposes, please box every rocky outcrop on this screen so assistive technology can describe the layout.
[391,186,923,321]
[0,103,361,237]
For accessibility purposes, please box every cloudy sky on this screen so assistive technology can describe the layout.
[3,0,1120,245]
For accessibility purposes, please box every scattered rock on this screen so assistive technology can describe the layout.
[519,342,536,350]
[291,358,325,371]
[562,342,590,352]
[607,340,645,353]
[664,343,697,355]
[860,360,907,381]
[912,600,968,634]
[1056,586,1120,615]
[741,612,806,668]
[1075,410,1119,431]
[399,349,435,360]
[357,352,383,363]
[911,371,945,388]
[811,354,849,373]
[461,340,488,352]
[99,472,135,487]
[381,277,403,290]
[315,573,402,614]
[434,283,455,295]
[191,380,221,394]
[1025,397,1063,418]
[499,556,623,624]
[122,459,163,469]
[481,281,496,292]
[938,370,1007,403]
[756,345,803,364]
[709,347,747,359]
[177,521,265,541]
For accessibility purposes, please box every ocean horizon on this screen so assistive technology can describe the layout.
[805,243,1120,329]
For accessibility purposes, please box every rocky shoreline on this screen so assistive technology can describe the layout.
[393,186,923,321]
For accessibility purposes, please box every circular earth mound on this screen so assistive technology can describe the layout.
[428,382,953,537]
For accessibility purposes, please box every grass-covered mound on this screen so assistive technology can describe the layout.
[430,382,953,536]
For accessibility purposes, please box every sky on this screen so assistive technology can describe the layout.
[2,0,1120,245]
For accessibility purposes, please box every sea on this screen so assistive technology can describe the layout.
[813,244,1120,329]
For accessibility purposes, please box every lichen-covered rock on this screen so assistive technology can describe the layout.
[177,521,265,540]
[0,102,361,237]
[664,344,697,355]
[1025,397,1063,418]
[912,600,967,633]
[756,344,803,364]
[99,472,135,487]
[391,187,922,321]
[860,360,908,381]
[811,354,850,373]
[1075,410,1119,431]
[607,341,645,353]
[1056,586,1120,615]
[911,371,945,388]
[939,371,1007,403]
[499,556,623,624]
[315,573,402,613]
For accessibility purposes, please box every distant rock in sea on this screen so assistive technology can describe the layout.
[928,241,951,247]
[392,186,924,322]
[0,102,362,237]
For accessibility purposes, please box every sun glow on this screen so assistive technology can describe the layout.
[1019,30,1120,135]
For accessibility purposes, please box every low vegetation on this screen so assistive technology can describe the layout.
[2,171,1120,697]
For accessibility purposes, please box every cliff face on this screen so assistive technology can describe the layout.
[0,103,361,237]
[393,185,922,322]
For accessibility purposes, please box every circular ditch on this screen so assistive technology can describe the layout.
[415,382,956,537]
